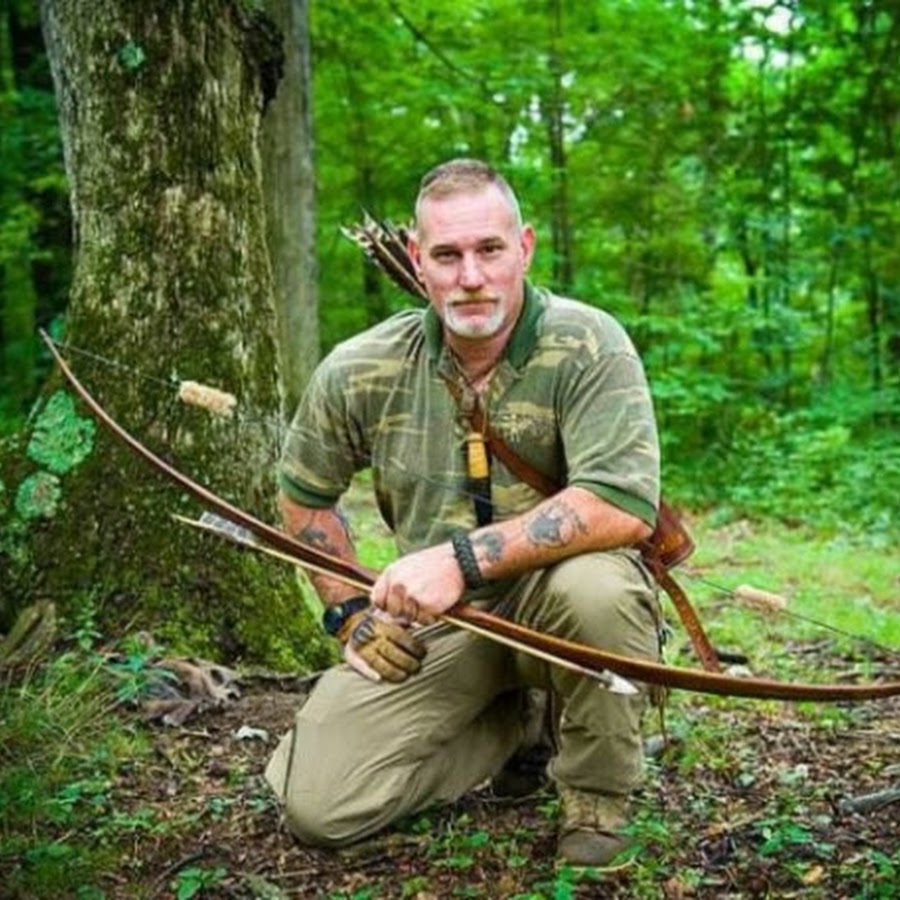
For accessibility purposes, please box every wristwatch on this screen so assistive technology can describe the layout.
[322,595,370,637]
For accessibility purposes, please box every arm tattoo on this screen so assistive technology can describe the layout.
[472,531,504,564]
[525,500,588,548]
[296,526,340,555]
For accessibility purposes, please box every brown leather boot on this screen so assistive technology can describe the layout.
[556,786,631,867]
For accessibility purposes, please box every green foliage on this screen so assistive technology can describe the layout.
[667,399,900,537]
[171,865,228,899]
[3,0,897,538]
[306,0,900,536]
[756,817,834,859]
[0,3,70,428]
[327,890,378,900]
[849,850,900,899]
[0,622,153,896]
[26,391,96,475]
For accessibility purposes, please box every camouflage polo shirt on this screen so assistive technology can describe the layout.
[279,283,660,557]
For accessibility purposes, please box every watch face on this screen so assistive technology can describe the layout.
[322,605,345,636]
[322,597,369,636]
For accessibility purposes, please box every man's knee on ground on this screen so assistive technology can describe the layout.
[281,774,399,848]
[275,747,414,848]
[283,797,363,848]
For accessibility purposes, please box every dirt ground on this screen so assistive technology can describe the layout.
[100,658,900,900]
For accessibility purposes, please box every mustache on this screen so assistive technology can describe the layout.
[447,294,498,305]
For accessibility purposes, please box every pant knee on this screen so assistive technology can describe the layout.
[284,796,363,848]
[539,552,658,656]
[275,736,414,847]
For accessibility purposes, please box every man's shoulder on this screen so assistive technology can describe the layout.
[534,289,637,358]
[326,308,426,362]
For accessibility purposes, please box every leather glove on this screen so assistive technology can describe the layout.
[340,608,427,683]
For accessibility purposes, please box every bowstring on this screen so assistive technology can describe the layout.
[47,337,496,509]
[48,336,290,447]
[52,338,897,659]
[680,569,899,658]
[50,338,177,390]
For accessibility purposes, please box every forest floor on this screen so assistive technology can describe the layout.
[97,648,900,900]
[4,517,900,899]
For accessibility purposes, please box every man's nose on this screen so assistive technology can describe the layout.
[459,253,484,289]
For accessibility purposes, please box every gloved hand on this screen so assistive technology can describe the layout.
[340,607,427,683]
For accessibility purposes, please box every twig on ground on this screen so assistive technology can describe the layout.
[838,787,900,815]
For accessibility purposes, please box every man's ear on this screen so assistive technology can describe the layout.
[521,224,536,271]
[407,233,423,281]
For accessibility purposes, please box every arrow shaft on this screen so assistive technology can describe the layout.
[173,513,635,693]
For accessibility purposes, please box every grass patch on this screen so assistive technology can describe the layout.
[672,517,899,677]
[0,618,155,898]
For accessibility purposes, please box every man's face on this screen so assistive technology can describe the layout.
[409,185,535,342]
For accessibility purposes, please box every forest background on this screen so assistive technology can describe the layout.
[4,0,899,529]
[1,1,899,897]
[1,0,898,651]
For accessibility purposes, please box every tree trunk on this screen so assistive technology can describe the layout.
[544,0,572,291]
[0,0,329,669]
[262,0,319,416]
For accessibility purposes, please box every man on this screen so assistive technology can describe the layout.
[265,159,662,866]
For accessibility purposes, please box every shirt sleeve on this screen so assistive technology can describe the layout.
[558,335,660,527]
[278,353,368,508]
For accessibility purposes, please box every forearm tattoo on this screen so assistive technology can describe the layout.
[290,505,353,557]
[296,526,341,556]
[473,531,504,564]
[525,499,588,548]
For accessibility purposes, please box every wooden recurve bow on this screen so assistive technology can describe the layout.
[41,329,900,703]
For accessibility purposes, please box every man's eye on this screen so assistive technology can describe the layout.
[433,250,458,262]
[480,244,503,256]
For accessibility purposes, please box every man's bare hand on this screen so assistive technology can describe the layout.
[341,608,427,683]
[370,543,465,623]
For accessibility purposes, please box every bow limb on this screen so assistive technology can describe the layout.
[451,607,900,702]
[41,329,375,588]
[42,329,631,688]
[42,330,900,703]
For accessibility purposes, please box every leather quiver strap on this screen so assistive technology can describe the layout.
[450,381,692,573]
[636,497,695,572]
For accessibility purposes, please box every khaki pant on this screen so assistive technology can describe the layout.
[265,550,660,846]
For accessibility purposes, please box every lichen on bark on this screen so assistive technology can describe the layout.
[27,390,96,474]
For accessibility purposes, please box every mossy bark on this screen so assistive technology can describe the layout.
[0,0,331,670]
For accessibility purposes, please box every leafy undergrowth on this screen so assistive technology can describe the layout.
[5,673,896,900]
[2,517,899,899]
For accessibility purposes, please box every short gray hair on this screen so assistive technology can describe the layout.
[414,158,523,230]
